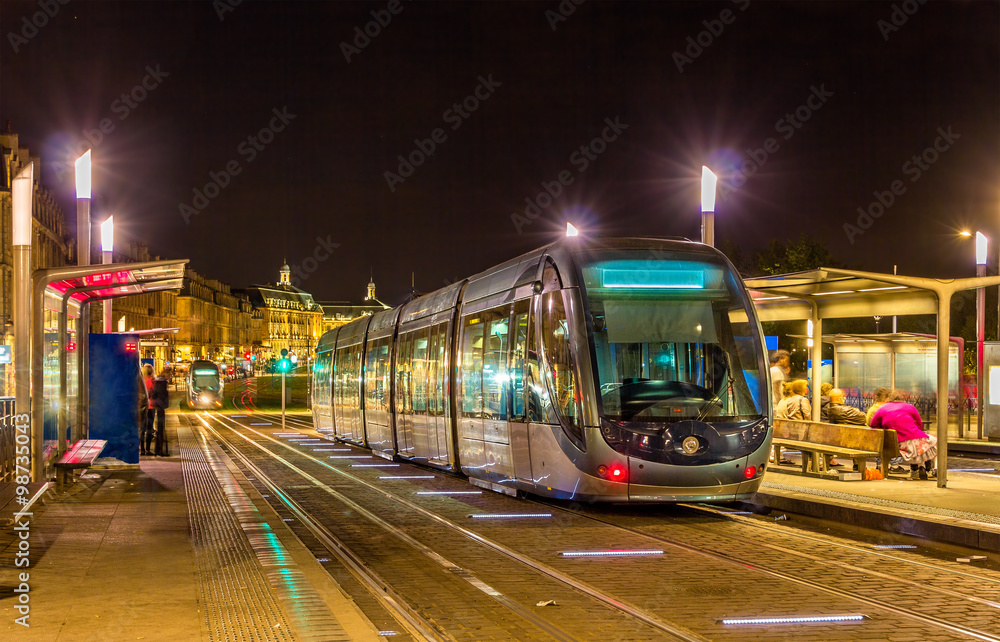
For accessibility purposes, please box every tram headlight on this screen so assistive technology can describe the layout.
[200,395,209,403]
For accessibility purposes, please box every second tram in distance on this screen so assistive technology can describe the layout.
[312,236,771,502]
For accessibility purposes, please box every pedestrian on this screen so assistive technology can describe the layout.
[869,392,937,480]
[775,380,811,420]
[826,388,867,426]
[141,364,155,456]
[865,386,894,425]
[770,349,791,408]
[150,367,171,456]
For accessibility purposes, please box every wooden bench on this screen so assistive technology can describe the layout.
[53,439,107,488]
[772,419,898,479]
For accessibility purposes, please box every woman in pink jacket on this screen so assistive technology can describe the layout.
[870,395,937,480]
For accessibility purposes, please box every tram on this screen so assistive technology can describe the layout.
[187,360,224,409]
[312,237,771,502]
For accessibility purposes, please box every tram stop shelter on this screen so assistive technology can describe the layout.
[744,267,1000,488]
[26,259,187,481]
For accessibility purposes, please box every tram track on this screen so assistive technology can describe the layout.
[529,499,1000,641]
[193,410,1000,640]
[194,411,708,641]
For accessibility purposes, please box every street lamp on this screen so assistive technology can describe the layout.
[101,216,114,333]
[701,166,717,247]
[75,150,92,266]
[961,229,987,439]
[566,222,579,237]
[12,163,33,473]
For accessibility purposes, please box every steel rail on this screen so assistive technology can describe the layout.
[198,413,583,642]
[204,411,707,642]
[538,500,1000,642]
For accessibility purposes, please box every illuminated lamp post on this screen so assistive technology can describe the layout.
[566,222,579,237]
[701,166,717,247]
[76,150,92,442]
[101,216,114,333]
[12,163,33,476]
[961,230,988,439]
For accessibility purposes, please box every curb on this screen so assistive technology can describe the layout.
[750,487,1000,553]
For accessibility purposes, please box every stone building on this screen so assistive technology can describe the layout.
[237,263,324,361]
[0,126,75,396]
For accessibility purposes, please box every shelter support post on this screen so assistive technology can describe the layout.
[79,304,90,440]
[810,309,823,421]
[936,290,951,488]
[58,307,68,458]
[13,247,31,456]
[30,277,46,482]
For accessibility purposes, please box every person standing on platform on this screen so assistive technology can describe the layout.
[770,350,790,408]
[870,393,937,480]
[151,368,171,456]
[141,364,155,456]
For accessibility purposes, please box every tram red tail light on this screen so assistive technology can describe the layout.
[597,463,628,483]
[744,465,757,479]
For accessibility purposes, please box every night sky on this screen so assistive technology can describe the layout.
[2,1,998,305]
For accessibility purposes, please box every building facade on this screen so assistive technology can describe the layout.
[238,264,324,362]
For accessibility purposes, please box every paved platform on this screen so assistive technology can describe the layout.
[753,443,1000,553]
[0,414,383,640]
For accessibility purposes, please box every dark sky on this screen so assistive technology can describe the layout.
[2,1,998,304]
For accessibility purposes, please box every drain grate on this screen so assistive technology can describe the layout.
[181,422,353,641]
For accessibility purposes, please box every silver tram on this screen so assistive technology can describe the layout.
[312,237,771,502]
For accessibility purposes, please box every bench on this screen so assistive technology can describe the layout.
[772,419,898,479]
[53,439,107,488]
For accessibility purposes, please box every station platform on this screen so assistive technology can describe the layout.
[0,413,383,641]
[753,438,1000,553]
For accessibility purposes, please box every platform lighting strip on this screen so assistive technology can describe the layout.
[378,632,399,637]
[416,491,482,495]
[720,511,753,515]
[350,463,400,468]
[250,422,273,426]
[230,415,246,417]
[858,285,907,292]
[722,615,864,625]
[561,549,663,558]
[950,468,996,472]
[812,290,854,296]
[273,432,301,436]
[312,448,341,451]
[871,544,917,549]
[379,475,436,480]
[469,513,553,519]
[328,455,373,459]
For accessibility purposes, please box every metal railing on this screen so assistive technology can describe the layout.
[1,397,16,483]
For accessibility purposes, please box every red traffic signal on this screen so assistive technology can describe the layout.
[244,352,251,360]
[67,341,77,352]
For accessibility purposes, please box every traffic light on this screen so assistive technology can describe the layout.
[276,357,291,373]
[244,352,251,360]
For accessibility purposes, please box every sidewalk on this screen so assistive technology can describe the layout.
[753,455,1000,552]
[0,414,384,640]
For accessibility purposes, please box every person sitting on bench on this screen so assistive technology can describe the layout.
[826,388,867,426]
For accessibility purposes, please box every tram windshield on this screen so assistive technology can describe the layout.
[580,250,765,423]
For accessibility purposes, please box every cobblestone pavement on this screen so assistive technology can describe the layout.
[194,412,1000,641]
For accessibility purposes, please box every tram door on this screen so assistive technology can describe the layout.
[88,333,144,464]
[509,298,534,484]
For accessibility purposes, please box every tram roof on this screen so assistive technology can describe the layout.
[744,267,1000,322]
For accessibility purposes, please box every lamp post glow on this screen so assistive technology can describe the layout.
[700,166,717,247]
[977,232,987,440]
[101,216,114,333]
[76,151,92,266]
[12,163,33,477]
[566,222,579,237]
[75,151,92,444]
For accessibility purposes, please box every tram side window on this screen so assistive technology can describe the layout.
[350,343,364,409]
[396,333,413,414]
[364,340,381,411]
[427,323,447,417]
[412,329,429,415]
[541,290,583,440]
[510,300,529,422]
[460,315,484,418]
[483,306,510,421]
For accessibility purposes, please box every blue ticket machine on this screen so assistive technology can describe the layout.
[88,333,145,463]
